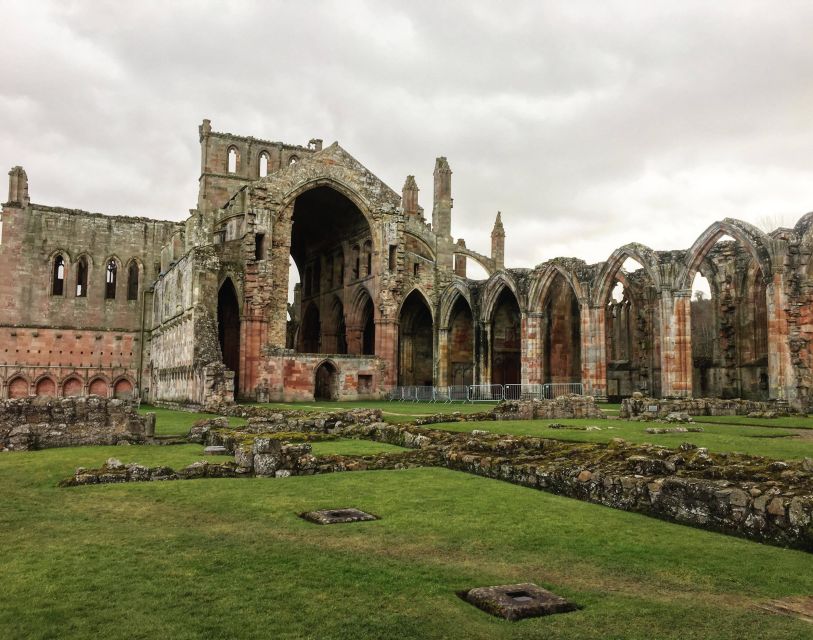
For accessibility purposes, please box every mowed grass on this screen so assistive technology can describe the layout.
[138,404,247,436]
[2,446,813,640]
[424,418,813,460]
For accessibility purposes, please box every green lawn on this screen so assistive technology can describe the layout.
[1,446,812,639]
[139,404,247,436]
[423,418,813,460]
[694,414,813,429]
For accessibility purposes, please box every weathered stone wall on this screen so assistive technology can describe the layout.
[620,395,793,419]
[0,396,152,450]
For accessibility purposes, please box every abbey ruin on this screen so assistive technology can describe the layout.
[1,120,811,409]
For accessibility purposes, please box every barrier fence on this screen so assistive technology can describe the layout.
[386,383,584,403]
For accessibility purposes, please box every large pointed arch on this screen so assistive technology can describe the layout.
[528,263,585,313]
[677,218,773,290]
[398,289,434,386]
[438,280,474,329]
[480,272,524,322]
[217,277,241,393]
[593,243,662,306]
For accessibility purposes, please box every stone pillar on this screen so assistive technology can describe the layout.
[454,239,467,278]
[491,212,505,271]
[432,157,452,239]
[402,176,419,217]
[376,319,398,387]
[766,270,795,404]
[522,312,544,385]
[268,216,292,349]
[437,328,449,387]
[580,304,607,399]
[659,289,693,397]
[479,322,492,384]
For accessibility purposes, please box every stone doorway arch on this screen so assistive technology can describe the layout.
[314,361,339,401]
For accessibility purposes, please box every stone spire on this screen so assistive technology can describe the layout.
[402,175,419,217]
[432,157,452,238]
[6,166,29,207]
[491,211,505,270]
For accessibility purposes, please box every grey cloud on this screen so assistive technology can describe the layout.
[2,0,812,267]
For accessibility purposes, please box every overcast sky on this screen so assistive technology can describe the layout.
[2,1,813,273]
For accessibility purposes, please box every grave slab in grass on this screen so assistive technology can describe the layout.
[461,583,579,621]
[300,508,379,525]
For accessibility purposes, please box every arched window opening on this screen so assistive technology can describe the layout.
[127,261,139,300]
[255,233,266,261]
[491,288,522,386]
[227,147,238,173]
[289,155,299,166]
[52,255,65,296]
[105,259,117,299]
[75,257,88,297]
[398,291,433,385]
[259,152,269,177]
[610,281,625,303]
[176,271,184,311]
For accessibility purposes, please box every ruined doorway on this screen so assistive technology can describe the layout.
[398,290,434,386]
[314,361,339,400]
[491,288,521,386]
[217,278,241,394]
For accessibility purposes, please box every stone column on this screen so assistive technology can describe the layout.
[437,328,449,386]
[376,319,398,388]
[766,270,795,404]
[580,304,607,399]
[479,322,492,384]
[522,312,544,385]
[658,289,693,397]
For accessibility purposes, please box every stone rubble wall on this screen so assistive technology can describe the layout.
[0,396,153,451]
[620,395,794,419]
[61,407,813,550]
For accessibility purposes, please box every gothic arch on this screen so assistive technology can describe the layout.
[7,374,31,399]
[438,281,474,329]
[593,243,662,306]
[348,285,375,327]
[528,264,584,312]
[481,272,524,322]
[396,287,435,324]
[677,218,773,289]
[278,178,381,255]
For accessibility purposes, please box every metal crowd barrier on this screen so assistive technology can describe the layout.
[386,383,585,403]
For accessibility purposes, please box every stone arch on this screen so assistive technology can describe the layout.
[278,178,381,256]
[528,264,585,313]
[348,286,376,356]
[677,219,773,290]
[445,290,475,386]
[398,289,434,386]
[61,375,84,397]
[8,374,30,399]
[314,359,339,400]
[113,376,135,399]
[438,281,474,329]
[34,375,56,397]
[481,272,524,322]
[126,258,142,301]
[88,376,110,397]
[217,278,241,393]
[489,286,522,386]
[451,249,493,278]
[593,243,662,306]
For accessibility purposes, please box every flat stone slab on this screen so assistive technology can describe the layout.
[461,583,579,621]
[299,508,379,525]
[203,446,228,455]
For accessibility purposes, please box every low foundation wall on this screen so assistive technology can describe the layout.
[620,395,794,419]
[64,408,813,550]
[0,396,153,451]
